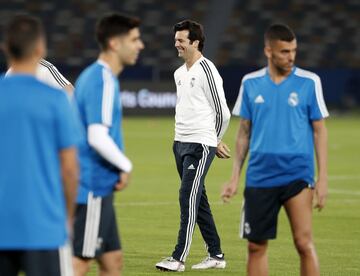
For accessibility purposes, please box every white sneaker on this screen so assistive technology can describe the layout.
[191,255,226,270]
[155,257,185,272]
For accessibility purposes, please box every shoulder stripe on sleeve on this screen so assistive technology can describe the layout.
[232,83,244,116]
[39,60,68,87]
[200,60,222,137]
[39,59,55,67]
[313,76,329,117]
[200,60,222,136]
[101,69,115,126]
[294,68,329,118]
[232,68,266,116]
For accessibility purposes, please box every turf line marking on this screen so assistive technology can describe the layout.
[114,201,242,207]
[114,188,360,207]
[113,175,360,207]
[329,189,360,196]
[329,175,360,180]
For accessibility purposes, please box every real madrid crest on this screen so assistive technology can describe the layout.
[288,92,299,107]
[244,222,251,234]
[190,77,195,88]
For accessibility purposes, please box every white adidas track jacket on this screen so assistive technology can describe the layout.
[174,56,231,147]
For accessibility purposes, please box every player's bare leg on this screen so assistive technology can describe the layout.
[247,240,268,276]
[73,257,92,276]
[98,250,123,276]
[284,188,319,276]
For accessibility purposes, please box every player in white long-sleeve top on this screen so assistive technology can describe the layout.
[156,19,231,272]
[6,59,74,93]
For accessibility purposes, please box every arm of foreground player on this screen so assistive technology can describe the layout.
[63,83,74,95]
[312,119,328,211]
[60,147,79,232]
[88,124,132,191]
[88,124,133,173]
[221,119,251,202]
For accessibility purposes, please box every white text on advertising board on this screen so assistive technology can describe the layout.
[121,89,176,109]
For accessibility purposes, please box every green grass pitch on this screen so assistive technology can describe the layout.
[89,115,360,275]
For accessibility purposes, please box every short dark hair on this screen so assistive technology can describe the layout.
[173,19,205,52]
[96,13,141,50]
[4,14,44,60]
[264,24,296,43]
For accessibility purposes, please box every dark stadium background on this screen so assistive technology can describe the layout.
[0,0,359,114]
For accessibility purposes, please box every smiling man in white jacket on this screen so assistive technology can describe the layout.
[156,19,231,272]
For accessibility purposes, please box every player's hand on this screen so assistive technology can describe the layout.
[216,141,231,159]
[67,218,74,240]
[314,177,328,211]
[114,172,131,191]
[221,180,238,203]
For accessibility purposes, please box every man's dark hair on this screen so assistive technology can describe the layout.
[96,13,141,50]
[173,19,205,52]
[264,24,296,43]
[4,14,44,60]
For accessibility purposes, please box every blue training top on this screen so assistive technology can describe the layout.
[0,74,77,249]
[74,60,123,203]
[232,67,329,188]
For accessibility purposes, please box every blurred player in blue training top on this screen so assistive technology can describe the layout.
[0,15,78,276]
[72,13,144,276]
[222,24,328,276]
